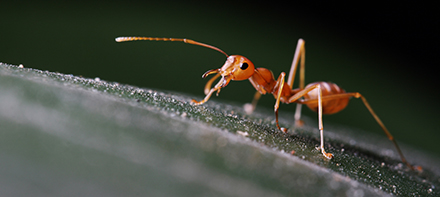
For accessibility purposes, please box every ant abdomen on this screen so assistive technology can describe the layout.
[304,82,349,114]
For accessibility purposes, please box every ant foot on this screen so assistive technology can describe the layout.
[281,127,288,133]
[191,99,203,105]
[323,152,333,159]
[295,119,305,127]
[414,165,423,172]
[317,147,333,159]
[243,103,255,114]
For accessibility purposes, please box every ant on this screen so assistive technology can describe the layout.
[115,36,417,170]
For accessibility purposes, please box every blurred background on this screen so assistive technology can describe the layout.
[2,1,439,157]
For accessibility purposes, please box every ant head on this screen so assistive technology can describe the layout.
[202,55,255,84]
[224,55,256,81]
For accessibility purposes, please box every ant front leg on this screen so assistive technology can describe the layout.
[191,87,219,105]
[191,75,224,105]
[203,73,221,95]
[244,91,261,115]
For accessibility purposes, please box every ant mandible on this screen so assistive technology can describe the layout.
[115,36,416,170]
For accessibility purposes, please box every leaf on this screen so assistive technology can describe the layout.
[0,62,439,196]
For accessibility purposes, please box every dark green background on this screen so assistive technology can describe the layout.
[2,1,439,158]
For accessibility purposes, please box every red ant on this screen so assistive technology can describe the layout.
[115,36,416,170]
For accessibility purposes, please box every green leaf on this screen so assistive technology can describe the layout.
[0,62,439,196]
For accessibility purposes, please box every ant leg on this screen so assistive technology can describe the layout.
[357,94,415,170]
[316,84,333,159]
[204,73,220,95]
[287,38,305,88]
[286,84,333,159]
[191,87,218,105]
[244,91,262,114]
[298,92,414,168]
[293,104,305,127]
[274,73,287,132]
[192,77,224,105]
[287,39,306,127]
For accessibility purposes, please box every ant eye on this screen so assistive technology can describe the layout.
[240,63,249,70]
[229,55,255,81]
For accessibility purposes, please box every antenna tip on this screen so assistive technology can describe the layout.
[115,37,126,42]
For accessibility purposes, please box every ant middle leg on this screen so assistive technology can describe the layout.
[287,39,307,127]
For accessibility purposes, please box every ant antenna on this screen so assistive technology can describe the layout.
[115,37,229,57]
